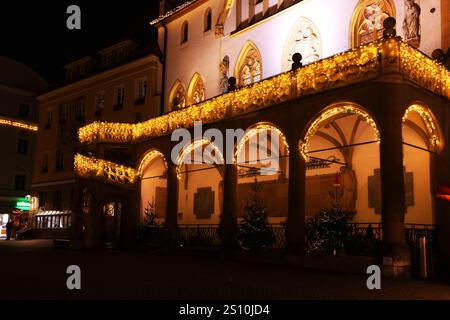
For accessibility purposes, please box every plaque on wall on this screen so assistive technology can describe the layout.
[368,168,414,214]
[155,187,167,219]
[194,187,215,219]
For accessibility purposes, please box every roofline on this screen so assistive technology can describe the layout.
[38,54,160,103]
[150,0,208,26]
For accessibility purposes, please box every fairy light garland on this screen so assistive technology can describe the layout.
[74,153,137,185]
[299,104,380,161]
[150,0,199,26]
[235,124,290,164]
[137,150,167,177]
[0,117,38,132]
[402,104,443,151]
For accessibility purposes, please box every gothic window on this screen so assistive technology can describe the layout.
[181,21,189,44]
[204,8,212,32]
[282,17,322,72]
[235,42,262,87]
[187,73,206,106]
[169,81,186,110]
[350,0,396,48]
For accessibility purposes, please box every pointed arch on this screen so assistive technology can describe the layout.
[402,103,445,153]
[137,149,167,178]
[187,73,206,106]
[235,41,263,87]
[204,7,212,32]
[282,17,322,71]
[300,102,380,160]
[349,0,396,48]
[168,80,186,111]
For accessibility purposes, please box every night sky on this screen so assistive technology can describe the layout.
[0,1,160,84]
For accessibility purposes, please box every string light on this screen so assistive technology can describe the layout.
[403,104,443,151]
[137,150,167,177]
[74,154,137,185]
[150,0,199,26]
[299,103,381,161]
[0,117,38,132]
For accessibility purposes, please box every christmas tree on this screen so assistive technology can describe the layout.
[237,177,275,251]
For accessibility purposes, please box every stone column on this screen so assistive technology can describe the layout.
[165,161,179,246]
[287,143,306,252]
[221,163,238,249]
[379,109,411,278]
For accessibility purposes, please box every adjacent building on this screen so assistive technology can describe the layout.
[0,57,47,238]
[31,39,162,238]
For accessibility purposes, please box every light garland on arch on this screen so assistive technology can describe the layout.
[137,150,167,177]
[299,104,381,161]
[402,104,443,151]
[235,124,290,164]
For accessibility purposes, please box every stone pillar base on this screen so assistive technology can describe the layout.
[382,243,411,279]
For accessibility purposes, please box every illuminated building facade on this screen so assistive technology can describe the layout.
[0,57,46,237]
[31,39,162,238]
[38,0,450,278]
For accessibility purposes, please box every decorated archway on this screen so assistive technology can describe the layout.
[176,140,224,224]
[168,80,186,111]
[187,73,206,106]
[300,102,381,222]
[138,150,168,224]
[235,41,263,87]
[402,103,445,225]
[235,122,290,224]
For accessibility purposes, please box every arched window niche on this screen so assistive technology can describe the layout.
[235,41,263,87]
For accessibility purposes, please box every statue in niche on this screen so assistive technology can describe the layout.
[359,3,390,45]
[402,0,421,47]
[219,56,229,94]
[284,18,321,71]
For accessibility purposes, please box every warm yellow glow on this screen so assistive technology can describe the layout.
[78,39,449,146]
[74,154,137,185]
[299,103,380,160]
[403,104,444,152]
[235,123,289,164]
[0,117,38,132]
[150,0,199,25]
[137,150,167,177]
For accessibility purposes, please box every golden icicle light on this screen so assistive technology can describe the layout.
[0,117,38,132]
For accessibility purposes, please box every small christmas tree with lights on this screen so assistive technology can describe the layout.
[238,177,275,251]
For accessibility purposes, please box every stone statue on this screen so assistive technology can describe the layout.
[402,0,421,47]
[359,3,389,45]
[292,23,320,64]
[219,56,229,94]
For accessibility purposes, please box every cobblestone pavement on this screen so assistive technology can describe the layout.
[1,240,450,300]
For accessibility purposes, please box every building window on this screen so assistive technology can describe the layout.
[187,73,205,106]
[56,150,64,172]
[79,63,86,78]
[39,191,46,209]
[59,103,69,124]
[19,104,30,119]
[114,86,125,110]
[135,79,147,105]
[17,139,28,155]
[44,110,52,129]
[95,92,105,117]
[350,0,395,48]
[181,21,189,44]
[54,190,62,211]
[169,81,186,110]
[41,153,49,173]
[236,42,262,87]
[14,174,26,191]
[204,9,212,32]
[75,98,85,122]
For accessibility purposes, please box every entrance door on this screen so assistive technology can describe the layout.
[103,202,122,247]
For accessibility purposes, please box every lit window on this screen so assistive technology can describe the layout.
[136,79,147,104]
[169,81,186,110]
[350,0,395,47]
[236,43,262,87]
[187,74,205,106]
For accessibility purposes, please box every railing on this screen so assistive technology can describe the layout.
[405,223,437,246]
[177,224,221,247]
[34,212,72,230]
[348,223,383,241]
